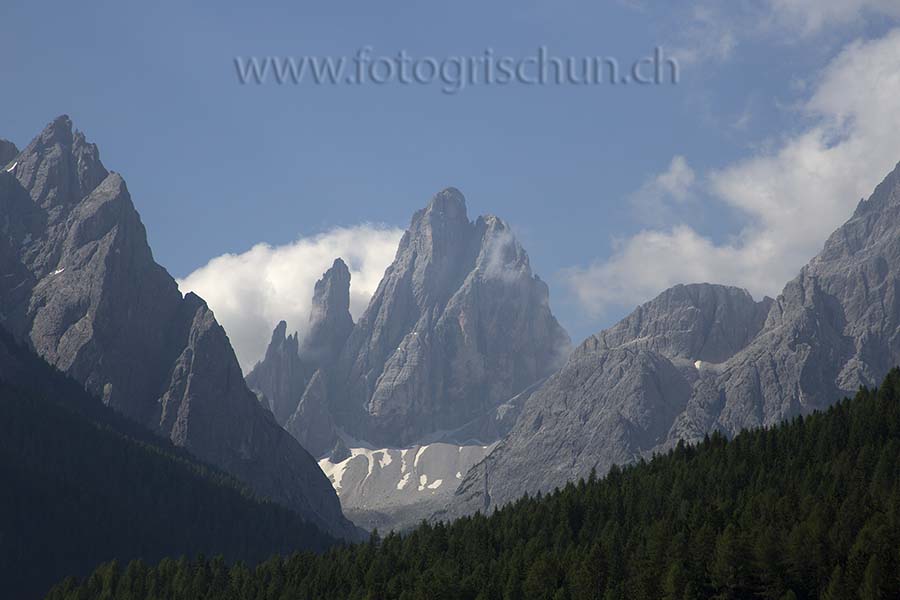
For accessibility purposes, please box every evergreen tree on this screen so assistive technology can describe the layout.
[43,368,900,600]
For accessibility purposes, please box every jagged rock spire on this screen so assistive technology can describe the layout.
[303,257,354,363]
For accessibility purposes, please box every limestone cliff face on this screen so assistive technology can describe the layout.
[332,189,572,447]
[452,284,772,512]
[454,163,900,514]
[0,117,355,539]
[674,163,900,442]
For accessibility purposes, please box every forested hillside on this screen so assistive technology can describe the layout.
[0,331,335,600]
[45,369,900,599]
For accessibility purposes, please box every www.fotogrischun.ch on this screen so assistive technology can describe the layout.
[234,46,680,94]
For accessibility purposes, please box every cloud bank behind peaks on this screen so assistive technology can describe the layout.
[566,28,900,317]
[178,225,403,372]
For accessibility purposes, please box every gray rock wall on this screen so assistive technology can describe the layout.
[0,117,356,540]
[453,165,900,515]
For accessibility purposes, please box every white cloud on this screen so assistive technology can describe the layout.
[630,156,697,226]
[656,156,696,200]
[178,225,403,372]
[567,28,900,316]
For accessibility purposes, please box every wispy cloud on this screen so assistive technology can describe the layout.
[566,28,900,316]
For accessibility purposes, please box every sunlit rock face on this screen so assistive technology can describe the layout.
[331,188,572,448]
[248,188,570,457]
[453,161,900,516]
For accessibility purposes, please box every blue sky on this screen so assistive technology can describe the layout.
[3,0,900,368]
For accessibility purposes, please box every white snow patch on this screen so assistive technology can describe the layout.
[320,442,498,509]
[319,459,351,496]
[5,161,16,173]
[395,448,410,490]
[414,445,428,467]
[319,446,391,494]
[52,267,65,276]
[399,449,409,472]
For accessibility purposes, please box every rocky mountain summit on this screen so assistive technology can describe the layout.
[0,117,356,539]
[332,188,572,447]
[250,188,571,456]
[245,189,571,530]
[453,161,900,514]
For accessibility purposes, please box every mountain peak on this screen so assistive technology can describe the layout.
[411,187,470,235]
[16,115,108,209]
[304,258,354,361]
[40,115,74,143]
[330,256,349,272]
[271,319,289,342]
[591,282,773,363]
[478,213,505,229]
[475,214,532,278]
[311,259,351,319]
[427,186,466,212]
[852,160,900,218]
[333,187,571,447]
[317,257,351,294]
[816,160,900,264]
